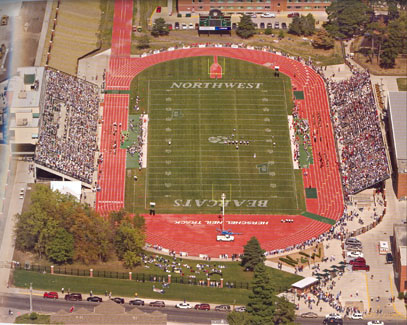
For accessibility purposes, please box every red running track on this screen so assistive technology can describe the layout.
[97,0,344,257]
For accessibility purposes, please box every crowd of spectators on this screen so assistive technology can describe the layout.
[126,114,145,168]
[326,70,389,197]
[35,69,99,184]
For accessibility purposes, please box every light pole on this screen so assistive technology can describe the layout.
[221,193,226,232]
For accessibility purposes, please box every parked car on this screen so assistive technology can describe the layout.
[234,306,246,312]
[323,319,343,325]
[347,251,364,259]
[150,301,165,307]
[250,14,257,18]
[195,303,210,310]
[346,237,361,246]
[129,299,145,306]
[346,244,363,252]
[287,12,300,18]
[267,23,273,28]
[156,6,161,13]
[261,13,276,18]
[176,302,192,309]
[181,23,187,30]
[189,23,194,29]
[111,297,125,304]
[350,312,363,320]
[215,304,231,312]
[43,292,58,299]
[325,313,342,320]
[64,293,82,301]
[274,22,280,29]
[367,321,384,325]
[349,257,366,265]
[352,263,370,271]
[301,312,318,318]
[87,296,102,302]
[386,253,393,264]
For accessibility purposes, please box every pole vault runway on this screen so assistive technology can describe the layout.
[96,0,344,256]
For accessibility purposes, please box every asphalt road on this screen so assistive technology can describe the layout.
[1,293,406,324]
[0,293,227,324]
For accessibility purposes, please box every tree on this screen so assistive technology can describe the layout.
[289,14,316,36]
[236,14,256,39]
[388,1,400,20]
[324,0,373,39]
[264,28,272,35]
[313,28,335,49]
[136,34,150,49]
[278,30,285,39]
[114,221,145,265]
[246,263,276,324]
[241,237,265,271]
[379,13,407,67]
[45,227,74,264]
[151,18,169,37]
[273,296,296,324]
[227,310,250,325]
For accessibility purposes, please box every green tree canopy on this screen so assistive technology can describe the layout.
[246,262,276,324]
[288,14,316,36]
[151,18,169,37]
[324,0,373,39]
[114,221,145,267]
[241,237,265,271]
[237,14,256,39]
[45,227,74,264]
[312,28,335,49]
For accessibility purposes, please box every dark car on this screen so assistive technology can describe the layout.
[87,296,102,302]
[386,253,393,264]
[129,299,145,306]
[149,301,165,307]
[324,319,343,325]
[111,297,125,304]
[64,293,82,301]
[215,304,231,312]
[195,303,210,310]
[43,291,58,299]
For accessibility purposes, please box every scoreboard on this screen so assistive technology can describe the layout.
[199,9,231,32]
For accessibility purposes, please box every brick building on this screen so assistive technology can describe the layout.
[177,0,332,14]
[387,92,407,199]
[393,224,407,292]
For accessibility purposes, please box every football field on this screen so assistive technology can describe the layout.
[125,56,305,215]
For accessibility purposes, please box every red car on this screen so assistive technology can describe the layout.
[352,263,370,271]
[156,6,161,13]
[349,257,366,265]
[43,291,58,299]
[288,12,300,18]
[195,303,210,310]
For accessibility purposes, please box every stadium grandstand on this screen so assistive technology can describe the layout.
[34,68,100,187]
[327,70,390,198]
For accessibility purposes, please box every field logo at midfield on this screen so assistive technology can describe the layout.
[170,82,263,89]
[174,199,269,208]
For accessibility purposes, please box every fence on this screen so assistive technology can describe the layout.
[14,263,258,290]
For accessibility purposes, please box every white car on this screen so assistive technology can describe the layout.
[325,313,341,319]
[181,23,187,30]
[367,321,384,325]
[261,13,276,18]
[216,234,234,242]
[350,312,363,320]
[176,302,191,309]
[189,23,194,29]
[235,306,246,312]
[347,251,364,258]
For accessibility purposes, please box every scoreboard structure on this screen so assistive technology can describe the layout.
[199,9,232,36]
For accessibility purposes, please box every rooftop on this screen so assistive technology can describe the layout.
[388,92,407,169]
[8,67,44,109]
[291,277,319,289]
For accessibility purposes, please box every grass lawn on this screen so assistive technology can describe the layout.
[397,78,407,91]
[99,0,115,50]
[13,269,252,305]
[15,313,50,324]
[14,251,301,293]
[125,56,306,215]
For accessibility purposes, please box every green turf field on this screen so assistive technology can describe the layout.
[125,56,306,215]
